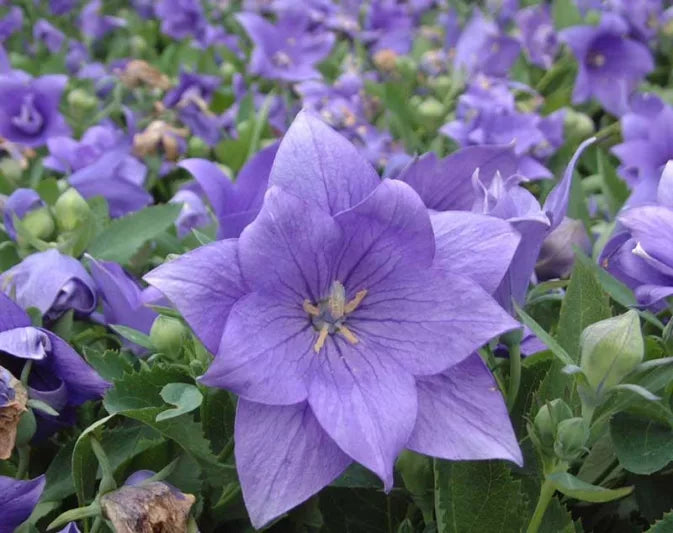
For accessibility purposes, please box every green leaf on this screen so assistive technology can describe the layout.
[515,303,573,366]
[552,0,583,29]
[331,464,382,489]
[597,149,629,216]
[610,412,673,474]
[156,383,203,422]
[646,511,673,532]
[397,451,434,523]
[71,414,115,506]
[547,472,633,503]
[434,460,527,533]
[109,324,155,350]
[83,348,135,382]
[35,178,60,205]
[200,388,236,455]
[87,204,181,263]
[557,254,612,362]
[538,497,578,533]
[574,251,637,308]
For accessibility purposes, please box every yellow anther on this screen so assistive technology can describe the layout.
[344,289,367,314]
[313,324,330,353]
[338,325,359,345]
[303,300,321,316]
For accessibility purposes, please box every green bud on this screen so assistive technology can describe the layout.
[417,98,445,122]
[532,399,573,451]
[54,188,91,232]
[150,315,187,356]
[429,75,452,94]
[580,310,644,393]
[564,109,595,142]
[219,63,236,83]
[20,206,55,241]
[67,89,98,113]
[129,35,148,56]
[395,55,417,78]
[15,409,36,447]
[0,158,23,183]
[553,417,589,461]
[188,136,210,158]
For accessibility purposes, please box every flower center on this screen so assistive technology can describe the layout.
[588,52,605,68]
[272,51,293,68]
[303,280,367,353]
[12,95,44,135]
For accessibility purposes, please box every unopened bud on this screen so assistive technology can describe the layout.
[219,62,236,83]
[101,481,195,533]
[21,206,55,241]
[150,316,187,356]
[188,136,210,158]
[130,35,148,56]
[0,368,27,459]
[54,188,91,232]
[0,157,23,182]
[532,399,573,451]
[581,311,643,393]
[417,98,445,122]
[564,109,595,143]
[67,88,98,113]
[536,218,592,281]
[554,417,589,461]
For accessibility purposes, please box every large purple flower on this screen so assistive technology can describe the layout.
[0,475,45,533]
[145,112,522,528]
[237,11,335,82]
[516,4,558,69]
[0,72,71,148]
[155,0,207,40]
[601,162,673,307]
[0,292,108,434]
[560,14,654,116]
[1,249,96,319]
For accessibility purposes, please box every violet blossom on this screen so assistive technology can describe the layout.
[0,475,45,533]
[0,7,22,43]
[33,19,65,54]
[515,4,559,69]
[155,0,208,41]
[145,112,522,528]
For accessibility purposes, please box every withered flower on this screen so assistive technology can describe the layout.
[133,121,188,162]
[118,60,171,91]
[0,367,27,460]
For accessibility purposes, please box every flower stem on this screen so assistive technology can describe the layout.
[507,342,522,411]
[526,478,556,533]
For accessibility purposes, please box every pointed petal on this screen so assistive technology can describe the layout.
[143,240,247,354]
[200,291,314,405]
[269,111,380,215]
[334,180,435,292]
[620,205,673,267]
[0,292,31,331]
[179,158,235,225]
[308,340,417,489]
[0,327,50,360]
[0,475,45,533]
[407,354,522,465]
[430,211,521,294]
[235,400,351,529]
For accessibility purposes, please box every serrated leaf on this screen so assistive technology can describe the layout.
[156,383,203,422]
[538,497,578,533]
[83,348,135,382]
[87,203,181,263]
[574,251,637,308]
[610,412,673,475]
[434,460,527,533]
[646,511,673,532]
[547,472,633,503]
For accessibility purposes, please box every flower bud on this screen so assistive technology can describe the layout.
[417,98,445,123]
[20,206,55,241]
[67,88,98,113]
[535,217,592,281]
[553,417,589,461]
[564,109,595,143]
[130,35,148,56]
[219,62,236,83]
[101,481,195,533]
[150,316,187,356]
[187,136,210,158]
[54,188,91,232]
[0,157,23,182]
[532,399,573,451]
[580,311,643,393]
[0,368,27,459]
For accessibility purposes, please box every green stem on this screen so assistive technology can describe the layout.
[16,445,30,479]
[526,478,556,533]
[507,342,522,410]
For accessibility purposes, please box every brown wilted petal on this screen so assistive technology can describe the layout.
[119,60,171,90]
[101,481,195,533]
[373,49,398,72]
[133,121,188,161]
[0,375,27,460]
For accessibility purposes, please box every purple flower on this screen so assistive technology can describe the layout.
[50,0,78,16]
[1,249,96,319]
[0,475,45,533]
[3,188,45,241]
[361,0,413,54]
[169,189,212,238]
[33,19,65,54]
[535,217,592,281]
[601,162,673,307]
[516,5,559,69]
[179,141,279,239]
[145,112,522,528]
[560,14,654,116]
[57,523,81,533]
[0,7,22,42]
[80,0,127,40]
[612,93,673,203]
[46,123,151,218]
[0,72,71,148]
[163,70,223,146]
[155,0,207,40]
[0,292,108,432]
[237,11,335,82]
[88,257,158,354]
[453,10,521,78]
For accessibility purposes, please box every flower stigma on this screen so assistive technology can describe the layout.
[303,280,367,353]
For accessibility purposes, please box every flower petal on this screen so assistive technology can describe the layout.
[430,211,521,294]
[235,400,351,529]
[268,111,379,215]
[620,205,673,268]
[143,240,247,354]
[200,290,314,405]
[308,339,417,489]
[0,292,31,331]
[407,353,522,465]
[0,327,50,360]
[0,475,45,533]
